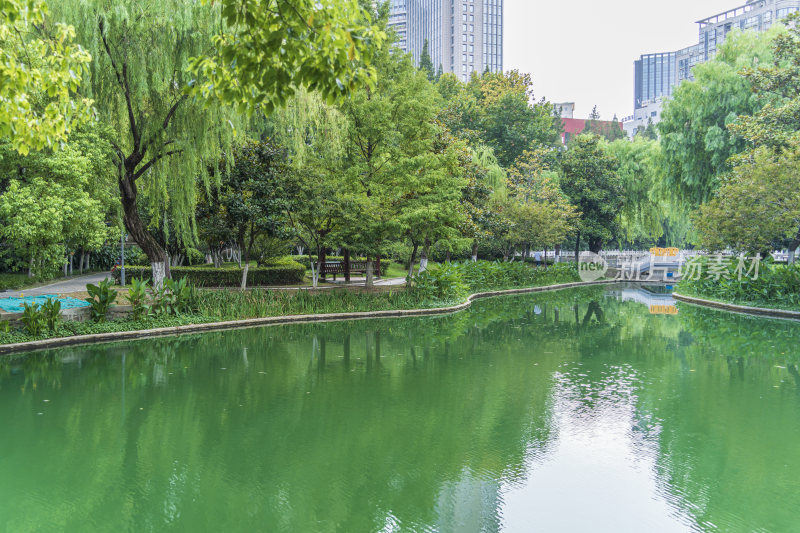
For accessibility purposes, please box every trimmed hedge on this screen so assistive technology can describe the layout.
[112,260,306,287]
[293,256,391,276]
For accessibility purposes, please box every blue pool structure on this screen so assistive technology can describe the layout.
[0,295,90,314]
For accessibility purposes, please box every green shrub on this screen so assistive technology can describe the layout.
[111,260,306,287]
[85,279,118,322]
[20,303,46,336]
[407,261,580,303]
[41,298,61,332]
[679,258,800,310]
[407,264,469,302]
[126,278,150,320]
[0,320,9,333]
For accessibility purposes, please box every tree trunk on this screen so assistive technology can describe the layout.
[589,237,603,254]
[319,247,327,281]
[408,242,419,278]
[343,248,351,282]
[544,246,549,270]
[419,240,431,273]
[28,256,35,278]
[788,227,800,265]
[471,241,478,262]
[240,255,250,290]
[365,259,374,288]
[376,254,382,280]
[575,232,581,264]
[119,171,168,288]
[309,251,319,288]
[79,250,84,274]
[445,250,451,263]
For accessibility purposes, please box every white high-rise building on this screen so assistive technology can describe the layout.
[625,0,800,136]
[389,0,503,80]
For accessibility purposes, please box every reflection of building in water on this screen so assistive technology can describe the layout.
[436,472,502,532]
[610,287,677,314]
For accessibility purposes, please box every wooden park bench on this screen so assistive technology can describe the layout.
[319,260,380,281]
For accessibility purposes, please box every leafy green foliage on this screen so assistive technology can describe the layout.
[111,261,306,287]
[85,279,118,322]
[0,0,94,154]
[407,263,470,302]
[40,298,61,332]
[560,135,623,253]
[439,71,561,168]
[695,149,800,253]
[679,258,800,310]
[150,278,197,316]
[19,302,46,336]
[660,28,781,204]
[200,139,290,270]
[126,278,150,320]
[188,0,386,114]
[408,261,580,302]
[731,14,800,150]
[418,39,435,81]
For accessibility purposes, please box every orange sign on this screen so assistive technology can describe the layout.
[650,247,679,257]
[650,305,678,315]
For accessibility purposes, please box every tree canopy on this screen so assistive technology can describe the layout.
[0,0,94,154]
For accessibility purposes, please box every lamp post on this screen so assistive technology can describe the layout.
[120,233,127,287]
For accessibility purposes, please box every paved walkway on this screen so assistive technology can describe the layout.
[0,272,111,297]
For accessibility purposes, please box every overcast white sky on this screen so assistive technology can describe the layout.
[504,0,738,120]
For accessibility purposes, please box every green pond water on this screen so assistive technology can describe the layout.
[1,285,800,532]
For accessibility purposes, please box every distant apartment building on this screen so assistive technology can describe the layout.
[388,0,504,80]
[625,0,800,136]
[553,102,575,119]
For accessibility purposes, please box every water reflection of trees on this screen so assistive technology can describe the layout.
[1,289,799,531]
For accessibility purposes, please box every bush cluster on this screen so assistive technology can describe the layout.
[111,258,306,287]
[408,261,580,303]
[678,258,800,310]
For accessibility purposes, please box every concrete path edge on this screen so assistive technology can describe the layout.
[673,293,800,321]
[1,279,644,356]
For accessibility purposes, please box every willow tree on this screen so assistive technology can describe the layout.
[49,0,384,287]
[42,1,237,285]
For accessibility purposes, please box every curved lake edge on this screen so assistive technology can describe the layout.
[0,279,654,356]
[673,292,800,321]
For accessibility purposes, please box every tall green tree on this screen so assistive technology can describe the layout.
[603,137,669,246]
[659,28,782,205]
[49,0,245,286]
[0,125,117,275]
[205,140,289,288]
[339,45,448,284]
[419,39,435,81]
[694,149,800,258]
[506,150,578,258]
[272,91,349,287]
[730,13,800,150]
[560,135,623,254]
[438,70,560,168]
